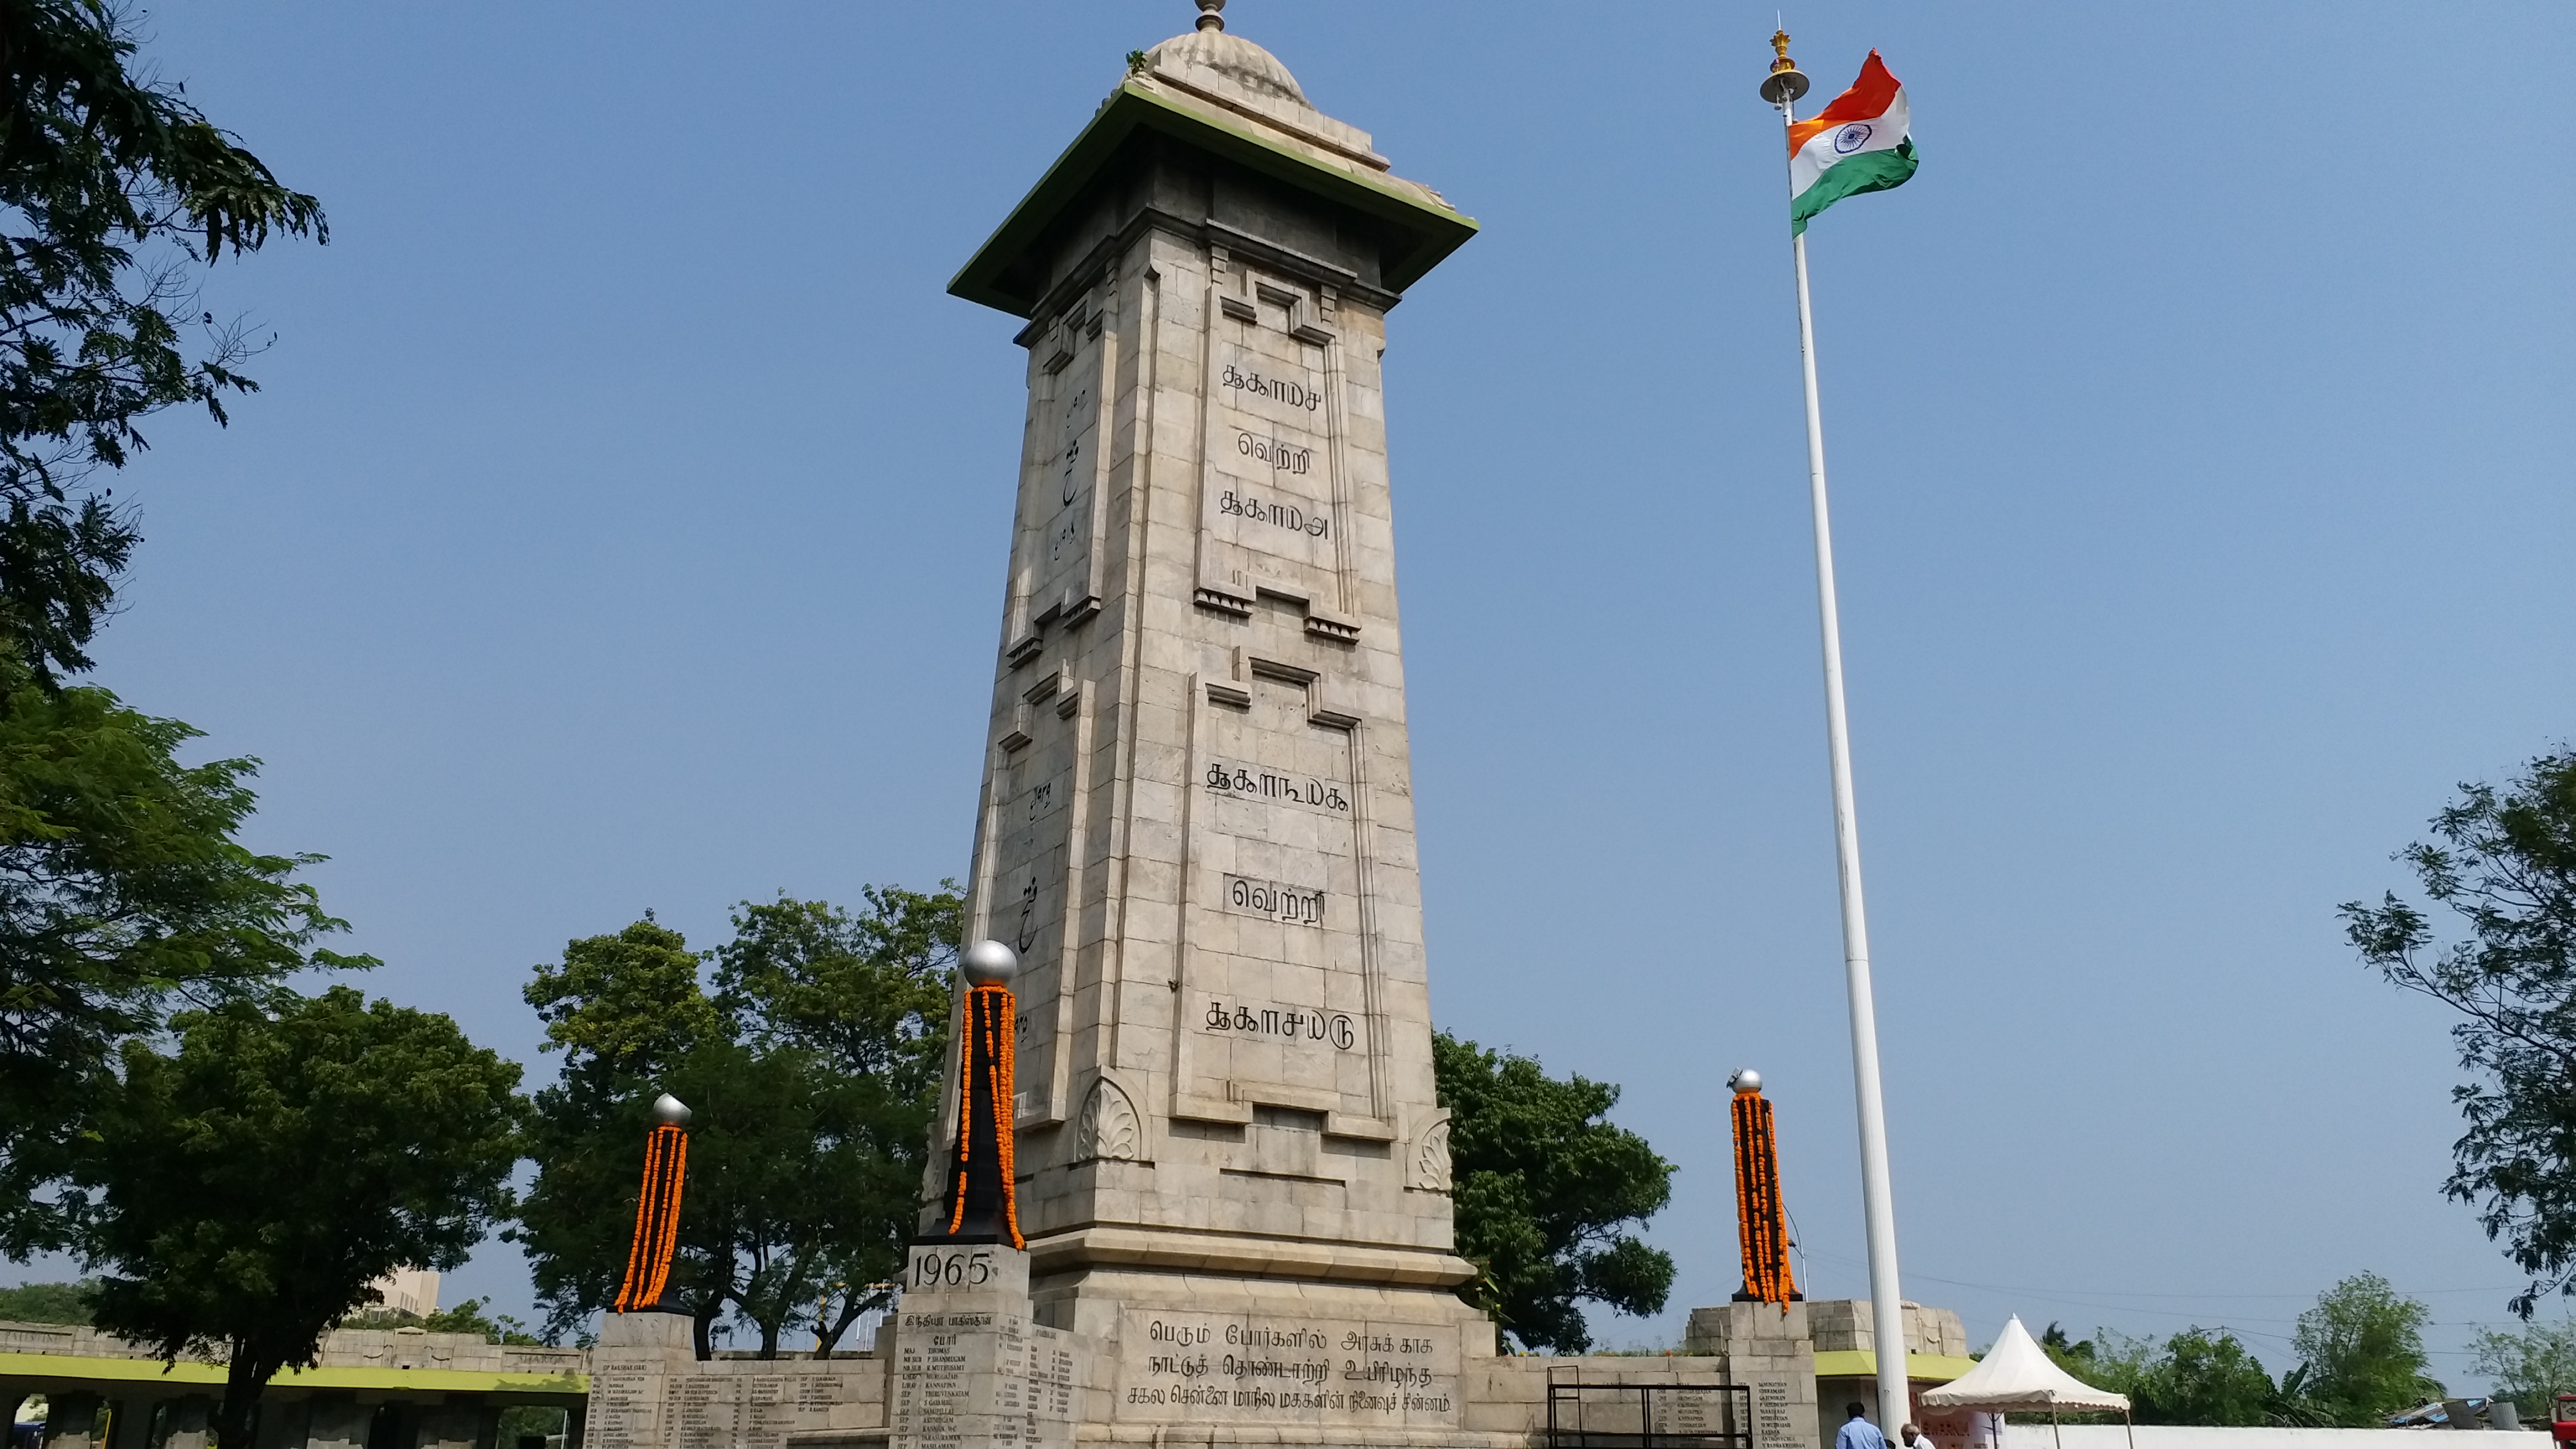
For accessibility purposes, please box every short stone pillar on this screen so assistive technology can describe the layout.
[304,1398,372,1449]
[888,1244,1074,1449]
[162,1398,214,1449]
[105,1397,154,1449]
[586,1311,697,1449]
[1684,1300,1820,1449]
[252,1398,310,1449]
[416,1403,485,1449]
[42,1393,103,1449]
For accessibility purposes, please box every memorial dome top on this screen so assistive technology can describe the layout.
[1140,25,1306,107]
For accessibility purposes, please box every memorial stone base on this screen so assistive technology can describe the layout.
[586,1311,886,1449]
[1683,1302,1824,1449]
[1027,1268,1493,1447]
[887,1247,1075,1449]
[571,1290,1959,1449]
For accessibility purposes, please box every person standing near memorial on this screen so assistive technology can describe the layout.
[1838,1404,1891,1449]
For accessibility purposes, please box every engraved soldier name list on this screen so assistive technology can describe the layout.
[889,1248,1074,1449]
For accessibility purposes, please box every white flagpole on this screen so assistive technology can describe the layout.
[1767,34,1911,1433]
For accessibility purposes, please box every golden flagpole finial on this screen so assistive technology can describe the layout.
[1759,29,1810,105]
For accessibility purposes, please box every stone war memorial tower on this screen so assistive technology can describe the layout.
[577,15,1885,1449]
[935,0,1490,1434]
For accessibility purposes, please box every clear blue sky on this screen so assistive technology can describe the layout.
[18,0,2572,1383]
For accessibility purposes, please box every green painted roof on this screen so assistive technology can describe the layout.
[1813,1351,1978,1383]
[0,1352,587,1399]
[950,80,1478,318]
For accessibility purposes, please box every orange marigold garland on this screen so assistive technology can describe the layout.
[989,982,1023,1248]
[1730,1073,1797,1308]
[940,978,1024,1249]
[613,1096,692,1312]
[946,989,976,1234]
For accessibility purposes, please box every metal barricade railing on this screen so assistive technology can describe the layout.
[1546,1367,1754,1449]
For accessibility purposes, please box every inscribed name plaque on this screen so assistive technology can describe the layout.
[585,1311,869,1449]
[1024,310,1107,632]
[1195,294,1348,610]
[1112,1309,1461,1433]
[1757,1381,1795,1448]
[889,1247,1075,1449]
[1177,664,1380,1121]
[583,1361,664,1449]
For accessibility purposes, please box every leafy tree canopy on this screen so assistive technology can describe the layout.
[2473,1317,2576,1423]
[2343,749,2576,1315]
[1,0,325,683]
[524,914,722,1085]
[1431,1031,1674,1353]
[0,655,368,1256]
[0,1277,97,1324]
[341,1295,541,1346]
[78,987,523,1449]
[2135,1329,2279,1426]
[514,889,958,1358]
[2038,1279,2436,1431]
[2291,1273,2441,1425]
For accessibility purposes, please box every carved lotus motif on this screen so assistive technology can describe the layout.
[1415,1118,1453,1192]
[1074,1076,1141,1163]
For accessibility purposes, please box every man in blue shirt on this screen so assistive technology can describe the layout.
[1836,1403,1891,1449]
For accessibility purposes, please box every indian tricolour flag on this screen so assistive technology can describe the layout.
[1788,51,1917,235]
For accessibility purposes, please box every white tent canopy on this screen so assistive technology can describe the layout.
[1921,1316,2131,1414]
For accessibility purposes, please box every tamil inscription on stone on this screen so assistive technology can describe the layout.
[1114,1310,1460,1431]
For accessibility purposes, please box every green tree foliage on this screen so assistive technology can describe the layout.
[711,889,954,1356]
[2472,1317,2576,1422]
[515,917,718,1348]
[342,1296,541,1346]
[2037,1323,2154,1413]
[78,988,523,1449]
[2138,1330,2279,1426]
[2291,1273,2441,1424]
[0,657,368,1256]
[0,1277,96,1323]
[514,889,958,1358]
[1431,1031,1674,1353]
[2344,750,2576,1316]
[2037,1320,2332,1428]
[1,0,324,683]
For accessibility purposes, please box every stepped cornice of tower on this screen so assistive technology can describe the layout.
[949,12,1474,318]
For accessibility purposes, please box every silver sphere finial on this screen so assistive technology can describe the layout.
[651,1091,693,1126]
[961,939,1020,986]
[1195,0,1224,32]
[1729,1069,1763,1095]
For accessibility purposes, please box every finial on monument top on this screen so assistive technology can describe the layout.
[1196,0,1224,32]
[1729,1068,1763,1094]
[650,1091,693,1126]
[961,937,1019,986]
